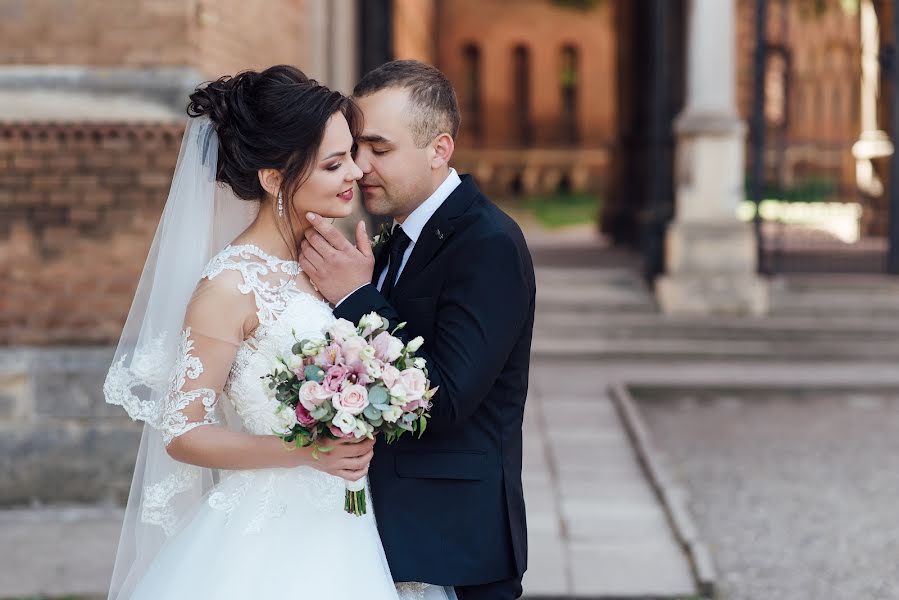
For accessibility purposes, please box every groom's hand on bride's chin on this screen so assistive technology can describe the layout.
[298,213,374,304]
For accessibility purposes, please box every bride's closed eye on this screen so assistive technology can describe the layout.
[326,163,342,171]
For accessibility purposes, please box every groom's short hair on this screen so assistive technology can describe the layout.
[354,60,460,149]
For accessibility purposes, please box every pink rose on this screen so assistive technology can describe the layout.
[372,331,404,363]
[323,365,349,393]
[398,368,427,401]
[332,384,369,416]
[298,380,331,411]
[381,364,401,390]
[341,335,369,365]
[295,403,316,427]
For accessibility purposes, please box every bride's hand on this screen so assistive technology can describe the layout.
[307,436,375,481]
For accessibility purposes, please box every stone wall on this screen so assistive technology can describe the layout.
[0,347,140,506]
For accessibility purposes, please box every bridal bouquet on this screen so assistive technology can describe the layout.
[265,312,437,516]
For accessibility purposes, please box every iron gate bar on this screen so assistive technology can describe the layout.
[750,0,768,274]
[889,0,899,273]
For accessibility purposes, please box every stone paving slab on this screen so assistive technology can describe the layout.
[0,506,119,599]
[522,372,697,598]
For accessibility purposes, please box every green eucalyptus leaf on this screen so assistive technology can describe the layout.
[363,404,382,420]
[304,365,325,383]
[368,384,388,406]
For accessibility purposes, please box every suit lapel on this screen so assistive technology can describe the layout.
[392,175,480,294]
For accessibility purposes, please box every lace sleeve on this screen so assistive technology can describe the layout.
[160,271,257,445]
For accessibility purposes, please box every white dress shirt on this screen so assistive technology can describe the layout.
[336,168,462,307]
[375,168,461,291]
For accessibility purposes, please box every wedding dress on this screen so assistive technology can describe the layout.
[102,118,455,600]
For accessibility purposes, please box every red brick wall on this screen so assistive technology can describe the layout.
[433,0,618,149]
[0,123,184,345]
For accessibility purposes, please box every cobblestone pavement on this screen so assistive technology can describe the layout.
[637,389,899,600]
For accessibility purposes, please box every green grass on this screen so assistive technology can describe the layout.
[519,192,601,229]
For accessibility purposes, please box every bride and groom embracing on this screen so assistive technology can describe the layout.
[104,60,535,600]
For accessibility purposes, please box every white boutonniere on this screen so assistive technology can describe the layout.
[371,222,393,255]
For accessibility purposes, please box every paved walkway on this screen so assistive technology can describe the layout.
[522,365,695,598]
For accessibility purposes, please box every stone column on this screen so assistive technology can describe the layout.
[656,0,769,316]
[304,0,358,95]
[853,0,892,197]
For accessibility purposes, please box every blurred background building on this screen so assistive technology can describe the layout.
[0,0,883,497]
[3,0,891,348]
[5,1,899,597]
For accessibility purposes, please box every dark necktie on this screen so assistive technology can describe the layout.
[380,225,411,299]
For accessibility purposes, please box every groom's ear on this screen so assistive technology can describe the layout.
[258,168,283,199]
[430,133,455,170]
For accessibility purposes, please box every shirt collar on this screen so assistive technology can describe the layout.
[395,168,462,244]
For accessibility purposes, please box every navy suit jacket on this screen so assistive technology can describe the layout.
[334,175,535,586]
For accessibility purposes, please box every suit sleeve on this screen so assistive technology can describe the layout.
[334,233,532,430]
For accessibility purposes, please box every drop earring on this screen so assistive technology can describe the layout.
[277,191,284,217]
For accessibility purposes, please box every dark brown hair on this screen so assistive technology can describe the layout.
[187,65,361,255]
[353,60,460,148]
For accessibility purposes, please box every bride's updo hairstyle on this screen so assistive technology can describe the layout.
[187,64,361,207]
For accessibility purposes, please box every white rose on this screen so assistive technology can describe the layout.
[274,403,298,434]
[405,336,424,353]
[389,384,408,406]
[339,335,366,365]
[412,357,426,369]
[363,359,383,379]
[372,332,404,363]
[353,418,374,439]
[360,312,387,333]
[286,354,304,370]
[382,405,403,423]
[398,368,427,401]
[332,412,357,435]
[328,319,357,343]
[361,345,376,361]
[299,380,329,411]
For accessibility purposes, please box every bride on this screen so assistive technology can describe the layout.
[103,65,454,600]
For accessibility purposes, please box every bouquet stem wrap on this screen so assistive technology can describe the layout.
[344,477,367,516]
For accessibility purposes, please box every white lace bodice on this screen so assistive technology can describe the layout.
[207,245,335,436]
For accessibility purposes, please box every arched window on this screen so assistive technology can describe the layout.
[560,44,580,144]
[764,49,788,130]
[462,44,483,143]
[512,45,533,146]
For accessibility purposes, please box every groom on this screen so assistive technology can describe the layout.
[298,60,535,600]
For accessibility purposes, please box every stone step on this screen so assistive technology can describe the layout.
[534,319,899,345]
[536,311,899,335]
[531,336,899,360]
